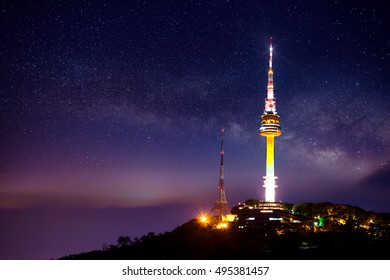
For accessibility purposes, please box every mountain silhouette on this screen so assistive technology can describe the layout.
[59,201,390,260]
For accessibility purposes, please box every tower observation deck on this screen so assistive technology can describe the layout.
[259,37,282,202]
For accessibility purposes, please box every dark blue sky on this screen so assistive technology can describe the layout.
[1,0,389,259]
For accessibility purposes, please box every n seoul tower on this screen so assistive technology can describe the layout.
[259,37,282,202]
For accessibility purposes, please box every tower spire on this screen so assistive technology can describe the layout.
[269,36,273,70]
[259,37,282,202]
[211,128,230,219]
[265,37,276,114]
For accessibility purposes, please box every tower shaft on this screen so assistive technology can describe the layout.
[264,136,277,202]
[266,136,275,177]
[212,128,230,218]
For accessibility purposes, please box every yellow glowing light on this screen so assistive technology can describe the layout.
[223,214,237,222]
[216,222,228,229]
[338,219,346,225]
[199,215,208,224]
[266,136,275,176]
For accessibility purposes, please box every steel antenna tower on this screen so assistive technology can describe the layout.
[211,128,230,219]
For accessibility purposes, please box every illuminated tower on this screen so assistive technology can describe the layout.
[211,128,230,219]
[259,37,282,202]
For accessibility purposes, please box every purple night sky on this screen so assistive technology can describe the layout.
[1,0,389,259]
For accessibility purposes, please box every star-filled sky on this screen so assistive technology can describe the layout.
[1,0,389,259]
